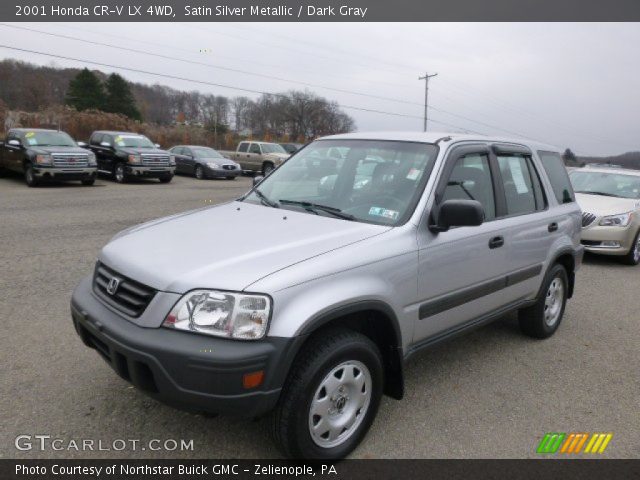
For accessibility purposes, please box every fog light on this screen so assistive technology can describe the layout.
[601,241,620,248]
[243,371,264,389]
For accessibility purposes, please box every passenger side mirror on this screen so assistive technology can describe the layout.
[430,199,484,232]
[253,175,264,186]
[8,139,21,147]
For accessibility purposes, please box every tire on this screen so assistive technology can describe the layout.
[621,230,640,266]
[226,176,236,180]
[81,178,95,186]
[519,263,568,339]
[24,165,39,187]
[195,165,205,180]
[262,162,275,176]
[113,163,127,183]
[272,329,383,459]
[159,174,173,183]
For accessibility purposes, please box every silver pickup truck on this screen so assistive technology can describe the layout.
[221,141,290,175]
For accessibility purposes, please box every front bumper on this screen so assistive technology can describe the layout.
[581,225,638,256]
[204,166,241,178]
[70,276,303,417]
[33,166,97,180]
[126,166,175,178]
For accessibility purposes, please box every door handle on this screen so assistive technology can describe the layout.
[488,236,504,249]
[548,222,559,232]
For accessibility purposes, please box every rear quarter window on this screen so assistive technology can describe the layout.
[537,151,575,204]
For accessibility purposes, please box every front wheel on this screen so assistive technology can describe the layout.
[272,329,383,459]
[113,163,127,183]
[158,174,173,183]
[25,166,39,187]
[81,178,95,186]
[622,230,640,266]
[195,165,205,180]
[519,263,568,339]
[262,162,275,176]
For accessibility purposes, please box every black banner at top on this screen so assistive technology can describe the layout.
[2,0,640,22]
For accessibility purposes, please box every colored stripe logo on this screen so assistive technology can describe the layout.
[537,433,612,454]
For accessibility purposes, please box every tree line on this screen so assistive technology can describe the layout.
[0,59,355,140]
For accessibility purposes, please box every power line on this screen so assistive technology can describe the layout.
[0,43,481,133]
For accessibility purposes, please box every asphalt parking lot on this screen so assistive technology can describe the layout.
[1,172,638,459]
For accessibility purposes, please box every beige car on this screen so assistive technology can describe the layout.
[570,166,640,265]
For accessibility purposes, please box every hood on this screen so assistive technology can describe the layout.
[99,201,389,293]
[29,146,89,154]
[119,147,169,155]
[575,193,640,217]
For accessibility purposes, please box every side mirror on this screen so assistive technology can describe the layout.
[100,141,111,148]
[77,141,88,148]
[155,143,161,148]
[430,199,484,232]
[252,175,264,187]
[8,139,21,147]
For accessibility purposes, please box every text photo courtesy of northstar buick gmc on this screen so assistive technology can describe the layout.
[71,132,583,459]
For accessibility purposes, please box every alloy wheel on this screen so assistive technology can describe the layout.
[544,277,564,327]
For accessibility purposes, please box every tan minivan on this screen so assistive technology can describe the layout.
[570,166,640,265]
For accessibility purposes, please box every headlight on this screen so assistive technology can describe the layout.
[163,290,271,340]
[207,162,220,169]
[128,154,141,165]
[599,212,632,227]
[87,152,97,166]
[35,154,52,165]
[169,154,176,166]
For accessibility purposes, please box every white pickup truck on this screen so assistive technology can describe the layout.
[221,141,290,175]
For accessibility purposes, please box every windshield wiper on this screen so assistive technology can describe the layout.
[254,189,280,208]
[279,199,355,221]
[575,190,622,198]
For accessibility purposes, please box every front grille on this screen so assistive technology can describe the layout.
[52,153,89,168]
[582,212,597,227]
[141,154,170,167]
[93,262,156,317]
[222,164,236,171]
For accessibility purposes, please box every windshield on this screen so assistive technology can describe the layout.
[21,131,76,147]
[114,134,155,148]
[261,143,287,154]
[192,147,224,159]
[242,139,438,225]
[570,170,640,199]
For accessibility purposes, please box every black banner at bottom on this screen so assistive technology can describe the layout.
[3,459,639,480]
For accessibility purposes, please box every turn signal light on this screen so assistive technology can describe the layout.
[243,371,264,389]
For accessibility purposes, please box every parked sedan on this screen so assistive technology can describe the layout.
[169,145,241,180]
[569,166,640,265]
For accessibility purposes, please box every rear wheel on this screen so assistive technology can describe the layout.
[272,329,383,459]
[519,263,568,339]
[25,165,39,187]
[622,230,640,265]
[113,163,126,183]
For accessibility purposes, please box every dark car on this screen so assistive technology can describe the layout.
[0,128,98,187]
[169,145,242,180]
[279,143,303,154]
[88,131,175,183]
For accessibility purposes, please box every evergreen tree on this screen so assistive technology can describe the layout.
[103,73,142,120]
[65,68,105,111]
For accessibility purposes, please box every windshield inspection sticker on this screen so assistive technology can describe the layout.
[369,207,399,220]
[407,168,421,180]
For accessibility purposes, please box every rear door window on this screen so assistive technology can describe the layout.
[537,151,575,204]
[497,155,546,215]
[249,143,261,154]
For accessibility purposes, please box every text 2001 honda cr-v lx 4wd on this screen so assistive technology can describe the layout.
[71,132,584,459]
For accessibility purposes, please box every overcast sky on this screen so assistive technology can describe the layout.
[1,22,638,155]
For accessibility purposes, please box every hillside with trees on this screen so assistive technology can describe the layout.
[0,58,355,146]
[563,148,640,170]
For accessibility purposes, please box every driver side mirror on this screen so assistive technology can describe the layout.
[430,199,484,233]
[100,141,112,148]
[155,143,161,148]
[8,139,21,147]
[252,175,264,187]
[77,141,88,148]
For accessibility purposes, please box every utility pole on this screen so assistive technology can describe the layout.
[418,72,438,132]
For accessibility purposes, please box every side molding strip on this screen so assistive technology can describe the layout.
[419,264,542,320]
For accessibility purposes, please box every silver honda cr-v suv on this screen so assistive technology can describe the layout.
[71,132,583,459]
